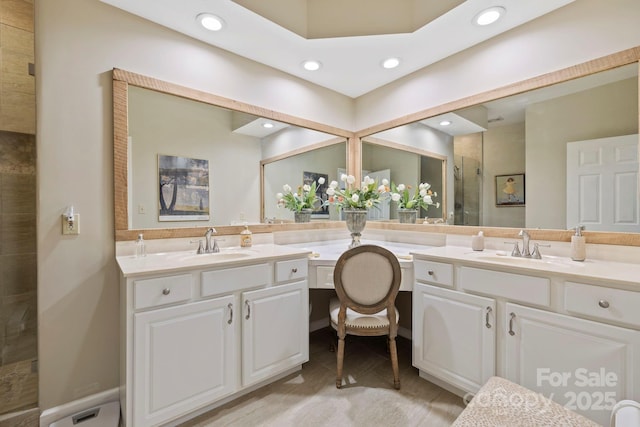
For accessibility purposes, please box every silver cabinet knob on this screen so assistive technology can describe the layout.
[292,268,298,273]
[162,288,171,295]
[427,270,434,276]
[598,300,610,309]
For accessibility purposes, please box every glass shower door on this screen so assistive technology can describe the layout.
[454,155,482,226]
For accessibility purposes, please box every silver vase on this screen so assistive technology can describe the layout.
[397,208,418,224]
[294,208,312,223]
[343,209,367,248]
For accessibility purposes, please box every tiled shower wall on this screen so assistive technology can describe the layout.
[0,130,37,415]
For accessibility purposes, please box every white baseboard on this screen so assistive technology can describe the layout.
[310,318,330,332]
[40,388,119,427]
[398,326,411,340]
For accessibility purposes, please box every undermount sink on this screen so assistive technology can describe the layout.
[169,250,254,262]
[475,254,573,268]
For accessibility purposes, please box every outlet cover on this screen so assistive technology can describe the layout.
[62,214,80,235]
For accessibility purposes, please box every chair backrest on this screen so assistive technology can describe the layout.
[333,244,401,315]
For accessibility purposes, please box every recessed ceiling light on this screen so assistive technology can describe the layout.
[197,13,225,31]
[440,120,452,126]
[474,6,505,26]
[382,57,400,69]
[302,60,322,71]
[262,122,274,129]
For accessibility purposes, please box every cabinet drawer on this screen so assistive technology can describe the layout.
[459,267,550,307]
[565,282,640,328]
[134,274,192,310]
[202,263,270,297]
[315,266,335,289]
[275,258,308,283]
[414,259,453,288]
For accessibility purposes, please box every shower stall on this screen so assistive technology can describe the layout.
[453,155,482,226]
[0,2,38,423]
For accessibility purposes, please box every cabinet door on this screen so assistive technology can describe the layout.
[242,281,309,387]
[505,303,640,426]
[133,296,236,427]
[413,283,496,393]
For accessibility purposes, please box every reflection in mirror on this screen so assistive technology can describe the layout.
[361,139,446,222]
[367,63,639,232]
[127,85,347,229]
[262,141,347,222]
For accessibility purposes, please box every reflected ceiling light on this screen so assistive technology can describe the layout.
[440,120,452,126]
[474,6,505,26]
[197,13,225,31]
[302,60,322,71]
[382,57,400,69]
[262,122,274,128]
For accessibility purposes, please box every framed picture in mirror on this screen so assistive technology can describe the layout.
[303,171,329,217]
[496,173,525,206]
[158,154,210,221]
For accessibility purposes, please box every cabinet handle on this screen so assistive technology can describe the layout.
[427,270,434,276]
[485,307,492,328]
[598,300,610,309]
[227,303,233,325]
[162,288,170,296]
[508,312,516,336]
[292,268,298,273]
[245,300,251,320]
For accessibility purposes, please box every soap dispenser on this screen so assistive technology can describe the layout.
[471,231,485,251]
[571,226,585,262]
[135,233,146,258]
[240,224,252,248]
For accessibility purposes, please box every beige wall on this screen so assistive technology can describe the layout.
[35,0,640,412]
[526,77,638,229]
[35,0,353,410]
[129,86,263,228]
[355,0,640,130]
[482,123,526,228]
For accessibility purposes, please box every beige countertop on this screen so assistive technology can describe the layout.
[116,243,311,277]
[283,239,432,266]
[411,245,640,288]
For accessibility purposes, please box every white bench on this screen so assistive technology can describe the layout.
[452,376,600,427]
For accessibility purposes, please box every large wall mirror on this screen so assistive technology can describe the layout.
[360,138,447,222]
[262,140,347,222]
[361,58,639,238]
[113,69,351,240]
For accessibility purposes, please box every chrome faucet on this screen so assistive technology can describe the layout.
[518,229,531,258]
[204,227,220,253]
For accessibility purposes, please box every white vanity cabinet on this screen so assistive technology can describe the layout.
[505,302,640,426]
[132,295,236,427]
[119,251,309,427]
[411,249,640,425]
[242,280,308,386]
[413,283,496,393]
[241,258,309,387]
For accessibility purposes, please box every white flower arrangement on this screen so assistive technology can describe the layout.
[325,174,389,210]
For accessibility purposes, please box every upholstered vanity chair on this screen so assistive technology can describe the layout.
[329,244,402,389]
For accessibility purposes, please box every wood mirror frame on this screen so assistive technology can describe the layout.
[113,68,355,241]
[114,47,640,246]
[354,47,640,246]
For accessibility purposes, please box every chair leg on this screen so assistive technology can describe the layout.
[336,336,345,389]
[389,337,401,390]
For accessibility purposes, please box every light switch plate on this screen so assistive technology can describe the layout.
[62,214,80,235]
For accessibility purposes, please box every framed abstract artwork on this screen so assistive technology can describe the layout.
[158,155,210,221]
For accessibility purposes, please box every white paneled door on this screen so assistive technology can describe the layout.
[567,134,639,232]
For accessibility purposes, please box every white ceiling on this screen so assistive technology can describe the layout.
[100,0,575,98]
